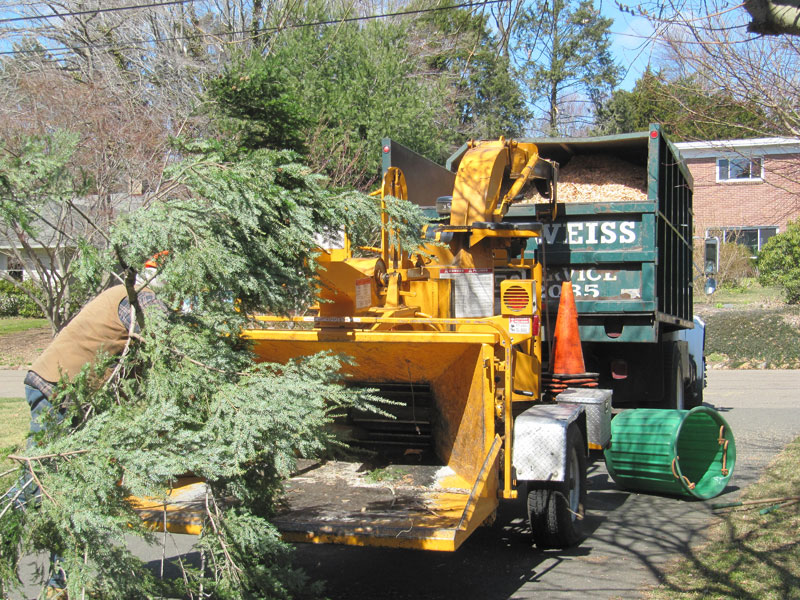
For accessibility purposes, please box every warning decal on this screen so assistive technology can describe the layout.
[440,268,494,317]
[355,277,372,310]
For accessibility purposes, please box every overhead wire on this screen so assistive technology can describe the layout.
[0,0,507,57]
[0,0,196,24]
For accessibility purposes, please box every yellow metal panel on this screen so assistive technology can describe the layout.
[512,349,540,400]
[450,145,508,226]
[130,477,206,536]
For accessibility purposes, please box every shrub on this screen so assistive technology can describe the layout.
[713,241,755,289]
[0,280,44,318]
[757,220,800,304]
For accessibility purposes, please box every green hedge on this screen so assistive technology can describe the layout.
[0,280,44,318]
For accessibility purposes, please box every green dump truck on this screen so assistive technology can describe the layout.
[383,124,705,410]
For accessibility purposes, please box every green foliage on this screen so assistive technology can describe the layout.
[206,54,310,154]
[0,280,44,318]
[0,130,84,220]
[595,70,774,139]
[416,1,529,138]
[0,142,427,598]
[217,11,462,190]
[594,69,662,135]
[0,131,101,331]
[515,0,619,135]
[758,220,800,304]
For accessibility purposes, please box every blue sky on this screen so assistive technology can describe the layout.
[601,1,657,91]
[0,1,657,91]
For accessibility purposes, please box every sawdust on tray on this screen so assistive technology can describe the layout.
[555,154,648,203]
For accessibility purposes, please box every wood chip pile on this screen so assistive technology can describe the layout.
[555,154,648,203]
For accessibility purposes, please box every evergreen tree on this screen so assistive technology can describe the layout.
[416,1,529,139]
[514,0,619,135]
[0,140,428,598]
[257,10,463,190]
[594,70,775,140]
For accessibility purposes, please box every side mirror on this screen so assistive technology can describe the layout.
[704,237,719,275]
[705,276,717,295]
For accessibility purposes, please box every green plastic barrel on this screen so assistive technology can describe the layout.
[604,407,735,499]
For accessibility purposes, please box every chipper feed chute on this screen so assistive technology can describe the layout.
[242,327,504,551]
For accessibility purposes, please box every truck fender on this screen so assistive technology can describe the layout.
[664,315,706,388]
[512,404,587,482]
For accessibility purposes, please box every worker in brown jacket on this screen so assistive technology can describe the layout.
[23,284,163,436]
[8,284,163,593]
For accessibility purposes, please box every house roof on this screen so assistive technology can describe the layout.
[676,137,800,159]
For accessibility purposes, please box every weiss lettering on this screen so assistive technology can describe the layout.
[619,221,636,244]
[567,222,583,244]
[585,221,600,244]
[543,224,560,244]
[541,221,637,246]
[600,222,616,244]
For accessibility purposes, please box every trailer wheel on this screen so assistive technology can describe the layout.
[664,345,685,410]
[527,425,587,549]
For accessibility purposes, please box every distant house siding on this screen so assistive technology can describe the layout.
[0,248,62,281]
[685,153,800,239]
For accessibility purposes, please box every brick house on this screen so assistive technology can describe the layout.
[675,137,800,255]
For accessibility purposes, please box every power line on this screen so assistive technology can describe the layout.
[0,0,506,57]
[0,0,195,25]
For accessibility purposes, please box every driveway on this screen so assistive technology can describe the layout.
[8,370,800,599]
[289,370,799,600]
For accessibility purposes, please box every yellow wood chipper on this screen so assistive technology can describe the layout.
[239,138,599,551]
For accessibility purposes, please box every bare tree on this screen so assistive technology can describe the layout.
[636,0,800,139]
[0,60,171,331]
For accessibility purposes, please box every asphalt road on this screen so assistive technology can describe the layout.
[6,369,800,599]
[289,370,800,600]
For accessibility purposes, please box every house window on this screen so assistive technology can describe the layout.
[716,156,763,182]
[708,226,778,256]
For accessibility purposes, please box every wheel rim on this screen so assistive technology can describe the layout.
[567,446,581,520]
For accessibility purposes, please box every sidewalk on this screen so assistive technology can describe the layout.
[0,369,26,398]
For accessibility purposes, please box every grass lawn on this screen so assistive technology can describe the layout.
[0,397,28,491]
[694,279,784,307]
[648,436,800,600]
[0,317,48,336]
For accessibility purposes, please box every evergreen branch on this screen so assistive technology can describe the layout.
[171,347,248,377]
[0,476,34,520]
[8,449,90,462]
[21,459,55,507]
[204,489,243,582]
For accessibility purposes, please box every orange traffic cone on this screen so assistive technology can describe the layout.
[551,281,587,376]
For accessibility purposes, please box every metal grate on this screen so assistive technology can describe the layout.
[503,284,530,312]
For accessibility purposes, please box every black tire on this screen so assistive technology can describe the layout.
[527,425,587,549]
[684,357,705,409]
[663,344,685,410]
